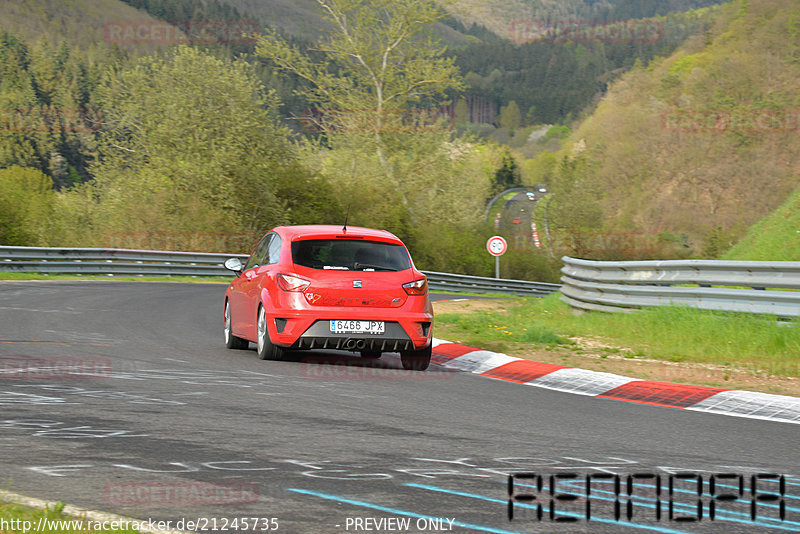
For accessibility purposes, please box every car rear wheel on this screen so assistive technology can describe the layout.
[400,345,431,371]
[224,300,249,350]
[257,305,286,361]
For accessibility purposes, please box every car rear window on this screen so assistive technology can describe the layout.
[291,239,411,271]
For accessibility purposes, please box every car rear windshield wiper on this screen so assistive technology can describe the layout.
[353,263,398,272]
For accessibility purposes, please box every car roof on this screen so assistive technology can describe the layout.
[271,225,403,244]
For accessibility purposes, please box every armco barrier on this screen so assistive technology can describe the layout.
[0,246,560,297]
[561,256,800,319]
[5,247,798,312]
[424,270,558,296]
[0,246,247,277]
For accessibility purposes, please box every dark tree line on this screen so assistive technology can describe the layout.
[446,1,723,125]
[119,0,727,128]
[118,0,244,22]
[0,32,128,188]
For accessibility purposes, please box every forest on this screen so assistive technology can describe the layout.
[1,0,798,282]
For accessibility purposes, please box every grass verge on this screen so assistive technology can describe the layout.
[0,500,137,533]
[434,294,800,394]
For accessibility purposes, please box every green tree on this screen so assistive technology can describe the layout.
[255,0,497,272]
[0,34,41,170]
[492,150,521,194]
[499,100,521,130]
[89,46,298,239]
[546,154,603,257]
[255,0,464,204]
[525,105,537,124]
[0,165,54,245]
[454,98,468,123]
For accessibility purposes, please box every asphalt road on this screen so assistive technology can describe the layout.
[1,281,798,534]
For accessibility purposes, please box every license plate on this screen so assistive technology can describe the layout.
[330,320,384,334]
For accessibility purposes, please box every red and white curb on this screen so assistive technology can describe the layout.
[431,339,800,425]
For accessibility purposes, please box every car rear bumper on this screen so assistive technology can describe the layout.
[265,309,432,352]
[290,320,421,352]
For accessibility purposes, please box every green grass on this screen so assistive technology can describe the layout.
[437,293,800,377]
[723,186,800,261]
[0,500,137,533]
[0,272,232,284]
[435,296,569,353]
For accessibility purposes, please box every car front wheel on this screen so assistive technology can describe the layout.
[400,345,431,371]
[224,300,249,350]
[256,305,286,361]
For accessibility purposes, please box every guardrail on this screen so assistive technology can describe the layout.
[0,246,246,277]
[0,246,560,297]
[561,256,800,319]
[424,270,559,296]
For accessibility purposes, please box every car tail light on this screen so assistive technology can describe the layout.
[277,273,310,292]
[403,278,427,296]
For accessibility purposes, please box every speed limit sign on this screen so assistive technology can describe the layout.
[486,236,508,256]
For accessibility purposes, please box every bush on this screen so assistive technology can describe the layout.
[0,166,54,245]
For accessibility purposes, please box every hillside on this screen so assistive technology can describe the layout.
[542,0,800,258]
[0,0,164,50]
[445,0,728,40]
[723,186,800,261]
[116,0,480,46]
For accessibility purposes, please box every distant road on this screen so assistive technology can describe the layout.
[1,281,797,533]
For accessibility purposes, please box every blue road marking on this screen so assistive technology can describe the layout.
[405,483,693,534]
[286,488,524,534]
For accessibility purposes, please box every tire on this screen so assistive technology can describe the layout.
[360,348,382,360]
[224,300,249,350]
[256,305,286,361]
[400,344,431,371]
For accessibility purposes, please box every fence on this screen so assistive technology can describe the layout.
[0,246,560,297]
[4,247,799,313]
[561,256,800,319]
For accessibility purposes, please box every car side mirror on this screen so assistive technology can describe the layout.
[224,257,244,275]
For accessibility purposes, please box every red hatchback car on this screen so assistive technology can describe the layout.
[223,225,434,370]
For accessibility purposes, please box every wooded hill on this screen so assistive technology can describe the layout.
[445,0,728,40]
[2,0,798,272]
[535,0,800,259]
[0,0,162,49]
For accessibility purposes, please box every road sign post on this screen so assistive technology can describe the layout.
[486,236,507,279]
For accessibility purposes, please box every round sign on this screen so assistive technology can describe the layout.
[486,236,507,256]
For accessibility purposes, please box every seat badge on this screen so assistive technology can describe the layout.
[353,280,362,288]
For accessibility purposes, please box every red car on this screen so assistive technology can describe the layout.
[223,225,434,370]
